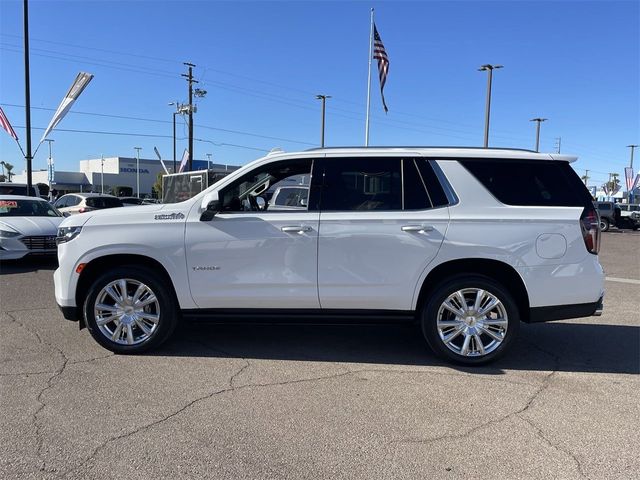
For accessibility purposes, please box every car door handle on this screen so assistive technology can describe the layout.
[281,225,312,233]
[401,224,434,233]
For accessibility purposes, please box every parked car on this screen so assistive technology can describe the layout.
[268,185,309,210]
[0,182,40,197]
[54,147,604,365]
[617,204,640,230]
[0,195,64,260]
[53,193,123,215]
[595,201,621,231]
[119,197,146,207]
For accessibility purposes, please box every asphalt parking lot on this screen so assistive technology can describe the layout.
[1,231,638,480]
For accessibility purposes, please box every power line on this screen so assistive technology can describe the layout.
[10,125,271,153]
[1,103,316,146]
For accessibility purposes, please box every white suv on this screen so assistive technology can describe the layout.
[54,147,604,364]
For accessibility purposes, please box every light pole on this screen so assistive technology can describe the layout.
[530,118,547,152]
[44,139,54,198]
[316,94,331,148]
[134,147,142,198]
[168,102,181,173]
[206,153,212,169]
[478,64,503,148]
[100,154,104,194]
[628,144,638,203]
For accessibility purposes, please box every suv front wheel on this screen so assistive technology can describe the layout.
[421,275,520,365]
[83,266,178,354]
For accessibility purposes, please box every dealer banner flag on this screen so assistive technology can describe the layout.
[625,167,634,191]
[40,72,93,143]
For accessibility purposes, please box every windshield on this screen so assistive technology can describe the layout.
[0,199,62,217]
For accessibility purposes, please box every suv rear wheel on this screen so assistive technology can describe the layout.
[83,266,178,354]
[421,275,519,365]
[599,217,610,232]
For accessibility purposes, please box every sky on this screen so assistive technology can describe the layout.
[0,0,638,189]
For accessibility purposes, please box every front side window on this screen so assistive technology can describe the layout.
[219,158,313,213]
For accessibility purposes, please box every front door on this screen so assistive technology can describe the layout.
[185,157,321,309]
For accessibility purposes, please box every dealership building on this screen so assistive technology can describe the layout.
[14,157,238,197]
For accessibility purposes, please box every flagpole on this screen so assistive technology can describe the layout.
[23,0,33,196]
[364,8,374,147]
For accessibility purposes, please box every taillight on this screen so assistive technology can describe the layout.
[78,208,86,213]
[580,205,600,254]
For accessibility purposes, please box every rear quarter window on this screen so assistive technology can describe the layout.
[460,159,592,207]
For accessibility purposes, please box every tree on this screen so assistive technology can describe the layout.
[3,162,14,182]
[605,173,621,195]
[152,172,163,199]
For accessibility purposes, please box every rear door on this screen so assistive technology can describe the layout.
[316,155,450,311]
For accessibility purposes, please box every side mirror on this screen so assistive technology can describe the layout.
[200,191,221,221]
[200,191,219,212]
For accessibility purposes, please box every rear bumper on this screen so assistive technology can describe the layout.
[527,296,603,323]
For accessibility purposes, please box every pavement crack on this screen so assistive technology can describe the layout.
[516,415,588,479]
[59,367,355,478]
[6,312,72,475]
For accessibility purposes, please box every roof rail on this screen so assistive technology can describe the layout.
[304,146,539,153]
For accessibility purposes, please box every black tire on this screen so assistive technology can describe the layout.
[600,217,610,232]
[83,266,178,354]
[420,275,520,365]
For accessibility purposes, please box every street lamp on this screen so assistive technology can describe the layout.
[627,144,638,203]
[134,147,142,198]
[530,118,548,152]
[100,154,104,195]
[478,64,503,148]
[316,94,331,148]
[44,139,54,198]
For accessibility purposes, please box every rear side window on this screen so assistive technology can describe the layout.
[87,197,122,208]
[461,159,592,207]
[320,157,402,211]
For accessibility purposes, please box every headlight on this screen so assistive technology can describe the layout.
[0,227,21,238]
[56,226,82,245]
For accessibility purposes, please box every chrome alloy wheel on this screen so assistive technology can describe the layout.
[94,278,161,345]
[436,288,508,357]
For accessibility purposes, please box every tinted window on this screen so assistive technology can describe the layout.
[461,160,592,207]
[0,185,36,196]
[273,187,308,207]
[320,158,402,211]
[403,159,430,209]
[416,160,449,207]
[86,197,123,208]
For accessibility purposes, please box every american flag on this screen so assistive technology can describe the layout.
[0,106,18,141]
[373,23,389,113]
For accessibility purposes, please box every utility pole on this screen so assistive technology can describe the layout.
[134,147,142,198]
[23,0,33,196]
[44,139,54,197]
[628,144,638,203]
[206,153,212,169]
[530,118,547,152]
[478,64,503,148]
[582,169,589,186]
[316,95,331,148]
[182,63,197,172]
[554,137,562,154]
[168,102,180,173]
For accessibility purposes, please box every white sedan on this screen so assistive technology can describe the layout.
[0,195,65,260]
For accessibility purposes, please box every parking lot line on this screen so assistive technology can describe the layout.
[605,276,640,285]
